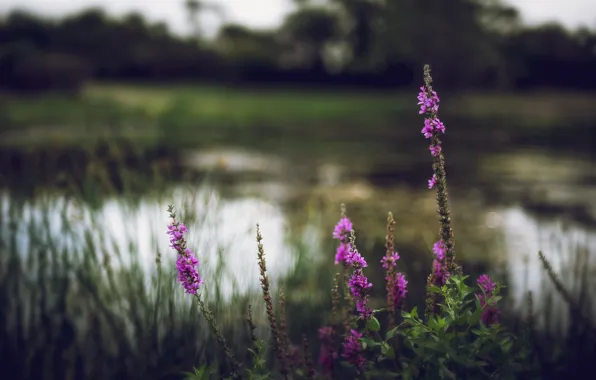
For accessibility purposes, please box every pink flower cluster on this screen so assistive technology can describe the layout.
[332,217,373,319]
[381,252,408,309]
[342,330,365,372]
[167,221,202,295]
[318,326,337,375]
[418,86,446,189]
[417,87,440,114]
[348,266,373,319]
[431,240,450,286]
[477,274,500,325]
[332,216,352,264]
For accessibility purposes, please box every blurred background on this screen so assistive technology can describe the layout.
[0,0,595,379]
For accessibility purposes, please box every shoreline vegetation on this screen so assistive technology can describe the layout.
[161,66,595,379]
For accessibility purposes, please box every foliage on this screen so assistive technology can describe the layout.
[395,278,534,380]
[1,1,596,91]
[160,65,593,379]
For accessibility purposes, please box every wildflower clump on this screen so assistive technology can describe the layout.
[169,64,536,380]
[342,330,366,372]
[381,253,408,311]
[166,205,241,378]
[332,216,352,264]
[477,274,500,325]
[431,240,450,286]
[318,326,336,376]
[418,65,457,275]
[167,212,202,295]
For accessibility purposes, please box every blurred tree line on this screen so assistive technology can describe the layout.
[1,0,595,93]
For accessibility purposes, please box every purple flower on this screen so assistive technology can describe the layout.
[381,252,400,270]
[417,86,440,114]
[429,144,442,157]
[349,269,373,319]
[345,247,368,268]
[432,118,446,134]
[342,330,366,372]
[428,174,438,189]
[167,223,188,250]
[481,306,500,325]
[335,243,350,265]
[176,251,202,294]
[355,300,373,319]
[333,216,355,266]
[333,217,353,241]
[389,272,408,308]
[421,118,446,139]
[167,220,202,295]
[478,274,496,293]
[477,274,500,325]
[432,240,446,261]
[421,119,434,139]
[432,259,450,286]
[318,326,336,375]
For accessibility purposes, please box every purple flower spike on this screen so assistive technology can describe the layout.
[432,259,450,286]
[429,145,442,157]
[381,252,400,270]
[345,247,368,268]
[428,174,438,189]
[333,217,353,241]
[478,274,496,293]
[432,240,446,261]
[335,243,350,265]
[342,330,366,372]
[167,220,202,295]
[318,326,336,375]
[349,268,373,319]
[333,216,354,266]
[433,118,446,134]
[176,251,202,294]
[476,274,500,326]
[421,118,446,140]
[421,119,434,139]
[417,86,440,114]
[390,272,408,307]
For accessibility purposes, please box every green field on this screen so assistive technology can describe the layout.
[2,83,596,148]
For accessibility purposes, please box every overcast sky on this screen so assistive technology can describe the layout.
[1,0,594,37]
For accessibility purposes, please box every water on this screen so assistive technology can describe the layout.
[1,137,595,333]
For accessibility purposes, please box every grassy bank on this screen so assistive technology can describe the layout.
[2,84,596,149]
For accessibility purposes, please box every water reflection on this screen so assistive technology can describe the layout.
[501,207,596,333]
[1,185,300,300]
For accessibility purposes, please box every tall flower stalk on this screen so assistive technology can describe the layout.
[418,65,462,316]
[166,206,241,378]
[418,64,457,273]
[346,231,373,320]
[382,212,408,329]
[256,224,289,379]
[333,204,355,336]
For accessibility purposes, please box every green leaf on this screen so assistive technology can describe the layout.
[427,285,443,294]
[366,316,381,332]
[410,306,419,319]
[386,326,400,340]
[181,365,212,380]
[361,336,380,350]
[438,358,457,380]
[467,300,483,325]
[381,342,396,359]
